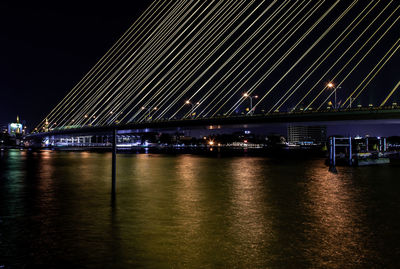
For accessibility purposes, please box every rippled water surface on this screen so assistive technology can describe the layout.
[1,149,400,268]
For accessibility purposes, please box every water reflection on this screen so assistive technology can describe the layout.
[0,150,28,267]
[175,155,202,224]
[1,151,399,268]
[229,158,271,267]
[173,155,204,265]
[304,163,373,268]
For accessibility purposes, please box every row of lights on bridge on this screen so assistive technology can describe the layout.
[39,81,391,131]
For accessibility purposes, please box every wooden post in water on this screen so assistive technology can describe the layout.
[329,137,333,164]
[384,138,387,152]
[329,137,337,173]
[348,137,353,166]
[112,128,117,197]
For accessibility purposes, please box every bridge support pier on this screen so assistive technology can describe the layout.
[112,128,117,198]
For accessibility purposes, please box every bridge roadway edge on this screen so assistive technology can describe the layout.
[26,108,400,138]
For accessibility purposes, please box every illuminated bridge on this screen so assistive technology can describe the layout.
[29,1,400,142]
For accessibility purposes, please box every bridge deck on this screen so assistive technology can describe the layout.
[28,108,400,137]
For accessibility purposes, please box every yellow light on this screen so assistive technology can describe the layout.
[84,115,88,118]
[327,82,334,88]
[243,93,249,97]
[209,141,214,146]
[185,100,191,104]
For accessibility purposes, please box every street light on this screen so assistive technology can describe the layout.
[243,93,258,115]
[327,82,341,109]
[185,100,194,118]
[141,106,157,121]
[185,100,199,118]
[349,96,354,108]
[91,115,96,125]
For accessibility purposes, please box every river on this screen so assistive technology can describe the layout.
[1,149,400,268]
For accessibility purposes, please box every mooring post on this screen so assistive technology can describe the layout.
[349,137,353,166]
[329,137,333,165]
[329,137,337,173]
[333,137,336,167]
[384,137,387,152]
[112,128,117,197]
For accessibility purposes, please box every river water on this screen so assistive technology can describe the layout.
[1,149,400,268]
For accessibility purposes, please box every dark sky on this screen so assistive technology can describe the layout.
[0,1,152,126]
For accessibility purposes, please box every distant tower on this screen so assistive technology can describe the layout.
[15,115,21,134]
[8,115,23,136]
[44,118,49,132]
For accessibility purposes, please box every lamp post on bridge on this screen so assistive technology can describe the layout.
[91,115,96,125]
[141,106,158,121]
[243,93,258,115]
[327,82,341,109]
[349,96,354,108]
[185,100,200,118]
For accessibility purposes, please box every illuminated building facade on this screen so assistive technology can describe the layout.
[8,116,23,136]
[287,125,327,145]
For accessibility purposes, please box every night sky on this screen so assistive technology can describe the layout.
[0,1,152,126]
[1,1,400,136]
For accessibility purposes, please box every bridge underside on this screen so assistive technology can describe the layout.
[28,108,400,138]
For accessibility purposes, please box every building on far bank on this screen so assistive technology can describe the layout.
[287,125,327,145]
[8,116,23,136]
[1,124,7,134]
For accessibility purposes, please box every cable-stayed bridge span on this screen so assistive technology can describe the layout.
[29,1,400,141]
